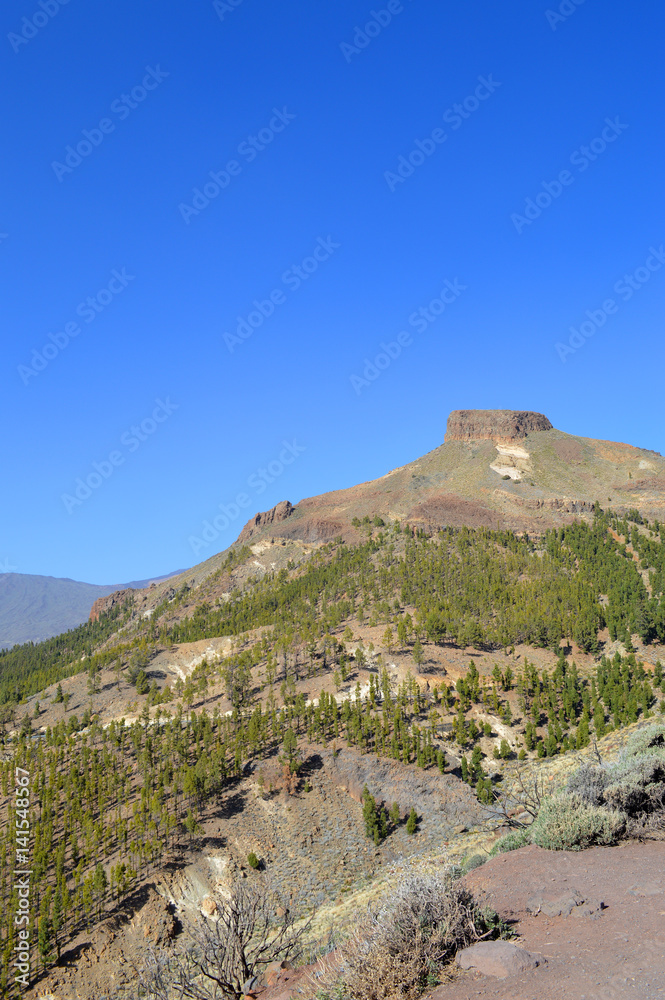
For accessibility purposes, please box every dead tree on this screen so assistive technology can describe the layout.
[489,766,548,827]
[138,878,311,1000]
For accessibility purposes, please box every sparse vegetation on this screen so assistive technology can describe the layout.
[138,879,310,1000]
[2,509,665,991]
[313,872,506,1000]
[491,724,665,854]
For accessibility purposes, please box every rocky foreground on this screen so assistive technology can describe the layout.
[259,840,665,1000]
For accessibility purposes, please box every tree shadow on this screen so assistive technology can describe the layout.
[300,753,325,777]
[217,787,248,820]
[201,834,227,849]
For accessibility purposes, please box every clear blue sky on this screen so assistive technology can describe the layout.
[1,0,663,584]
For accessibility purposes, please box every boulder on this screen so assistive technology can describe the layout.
[456,940,545,978]
[265,959,293,986]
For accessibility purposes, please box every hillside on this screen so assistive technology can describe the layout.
[233,408,665,548]
[0,570,182,649]
[1,409,665,998]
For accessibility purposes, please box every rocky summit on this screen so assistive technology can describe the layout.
[443,409,554,443]
[212,408,665,559]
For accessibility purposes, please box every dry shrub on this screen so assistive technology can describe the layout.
[625,808,665,840]
[138,878,310,1000]
[311,874,501,1000]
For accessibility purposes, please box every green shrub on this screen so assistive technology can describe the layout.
[489,828,530,855]
[566,762,608,805]
[622,724,665,758]
[530,793,625,851]
[462,854,486,872]
[247,851,260,869]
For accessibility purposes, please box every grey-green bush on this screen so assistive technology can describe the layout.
[566,725,665,816]
[530,793,625,851]
[622,724,665,758]
[601,726,665,820]
[489,828,530,855]
[566,762,608,805]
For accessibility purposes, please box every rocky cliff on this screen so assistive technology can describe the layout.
[89,588,135,622]
[238,500,297,542]
[444,410,553,443]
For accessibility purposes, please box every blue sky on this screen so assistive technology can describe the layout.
[1,0,663,583]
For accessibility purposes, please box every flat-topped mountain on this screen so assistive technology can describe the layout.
[444,409,554,443]
[131,408,665,606]
[231,408,665,552]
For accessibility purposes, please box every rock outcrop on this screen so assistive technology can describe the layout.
[89,588,134,622]
[445,410,553,443]
[456,941,546,978]
[239,500,296,542]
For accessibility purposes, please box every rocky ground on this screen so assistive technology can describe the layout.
[430,840,665,1000]
[256,841,665,1000]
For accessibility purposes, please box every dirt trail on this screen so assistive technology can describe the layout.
[427,841,665,1000]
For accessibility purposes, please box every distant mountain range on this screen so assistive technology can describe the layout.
[0,570,183,648]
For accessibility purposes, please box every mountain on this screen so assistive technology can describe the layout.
[2,409,665,1000]
[233,408,665,546]
[142,408,665,602]
[78,407,665,668]
[0,569,183,648]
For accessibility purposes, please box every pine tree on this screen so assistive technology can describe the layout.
[470,745,483,782]
[406,807,418,835]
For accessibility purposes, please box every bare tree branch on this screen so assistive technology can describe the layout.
[488,766,548,827]
[137,879,311,1000]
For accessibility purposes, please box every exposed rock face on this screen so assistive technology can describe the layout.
[239,500,296,542]
[445,409,553,443]
[511,497,596,514]
[89,588,134,622]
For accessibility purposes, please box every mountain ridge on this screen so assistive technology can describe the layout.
[102,408,665,629]
[230,408,665,548]
[0,569,183,648]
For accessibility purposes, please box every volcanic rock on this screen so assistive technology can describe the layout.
[444,409,553,443]
[456,940,546,978]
